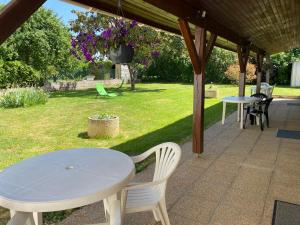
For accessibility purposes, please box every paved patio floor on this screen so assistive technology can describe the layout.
[55,99,300,225]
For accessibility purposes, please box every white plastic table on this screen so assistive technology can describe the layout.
[222,96,259,129]
[0,148,135,225]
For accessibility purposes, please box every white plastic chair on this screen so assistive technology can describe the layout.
[122,142,181,225]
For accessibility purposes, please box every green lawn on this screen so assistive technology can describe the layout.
[0,83,236,170]
[1,83,300,171]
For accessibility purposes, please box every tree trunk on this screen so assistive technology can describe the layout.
[127,64,135,90]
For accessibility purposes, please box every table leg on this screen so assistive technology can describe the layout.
[120,190,128,225]
[222,102,226,125]
[7,212,35,225]
[237,103,240,122]
[240,103,244,129]
[33,212,42,225]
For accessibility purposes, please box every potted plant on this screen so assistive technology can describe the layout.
[71,18,137,64]
[101,19,138,64]
[205,82,218,98]
[88,113,119,138]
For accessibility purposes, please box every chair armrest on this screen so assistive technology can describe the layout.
[124,179,167,190]
[131,147,156,163]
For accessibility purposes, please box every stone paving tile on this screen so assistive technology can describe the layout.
[208,159,241,174]
[170,196,218,224]
[198,168,237,186]
[267,184,300,204]
[247,151,277,162]
[209,203,261,225]
[221,188,266,214]
[186,180,230,202]
[216,152,247,164]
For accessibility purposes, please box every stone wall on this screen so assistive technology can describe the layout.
[44,79,122,91]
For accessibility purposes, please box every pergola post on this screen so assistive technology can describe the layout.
[178,18,216,155]
[0,0,46,44]
[237,44,250,96]
[256,53,264,93]
[265,55,272,83]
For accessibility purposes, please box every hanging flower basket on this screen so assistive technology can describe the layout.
[109,44,134,64]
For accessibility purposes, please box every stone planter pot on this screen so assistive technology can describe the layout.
[88,116,119,138]
[109,44,134,64]
[205,89,218,98]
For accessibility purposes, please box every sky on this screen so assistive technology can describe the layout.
[0,0,87,25]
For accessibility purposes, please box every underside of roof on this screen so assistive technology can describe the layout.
[71,0,300,55]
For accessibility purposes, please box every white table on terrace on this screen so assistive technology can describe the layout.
[0,148,135,225]
[222,96,259,129]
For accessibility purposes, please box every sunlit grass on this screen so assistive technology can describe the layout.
[0,83,237,170]
[0,83,299,170]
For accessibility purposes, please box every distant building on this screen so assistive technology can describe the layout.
[291,61,300,87]
[115,64,130,83]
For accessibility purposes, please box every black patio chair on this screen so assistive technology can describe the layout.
[244,93,273,130]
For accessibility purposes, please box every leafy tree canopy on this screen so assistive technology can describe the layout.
[0,6,75,78]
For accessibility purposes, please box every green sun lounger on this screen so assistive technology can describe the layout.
[96,83,118,97]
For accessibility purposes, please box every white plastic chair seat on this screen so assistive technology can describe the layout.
[126,186,161,213]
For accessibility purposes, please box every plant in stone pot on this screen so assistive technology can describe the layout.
[205,82,218,98]
[88,113,119,138]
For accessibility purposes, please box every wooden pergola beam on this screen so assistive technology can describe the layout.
[0,0,46,44]
[237,44,250,97]
[206,33,217,62]
[178,19,202,74]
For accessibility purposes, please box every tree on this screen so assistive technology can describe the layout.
[225,62,256,84]
[271,48,300,84]
[206,48,236,83]
[0,7,73,81]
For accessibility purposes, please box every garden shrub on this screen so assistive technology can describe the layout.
[225,62,256,84]
[0,60,41,88]
[0,88,48,108]
[142,47,236,84]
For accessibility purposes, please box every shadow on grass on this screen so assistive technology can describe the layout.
[78,132,89,139]
[49,87,166,99]
[111,102,236,156]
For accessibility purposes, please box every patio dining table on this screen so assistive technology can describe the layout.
[0,148,135,225]
[222,96,259,129]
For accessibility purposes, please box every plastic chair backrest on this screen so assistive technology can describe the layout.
[251,93,268,100]
[96,83,108,95]
[152,142,181,195]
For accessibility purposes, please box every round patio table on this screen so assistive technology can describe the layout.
[222,96,259,129]
[0,148,135,225]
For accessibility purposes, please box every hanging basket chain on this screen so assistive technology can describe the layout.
[117,0,125,18]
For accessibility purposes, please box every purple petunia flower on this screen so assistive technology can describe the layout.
[71,38,77,48]
[151,51,160,58]
[130,20,138,28]
[101,28,112,40]
[127,41,134,48]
